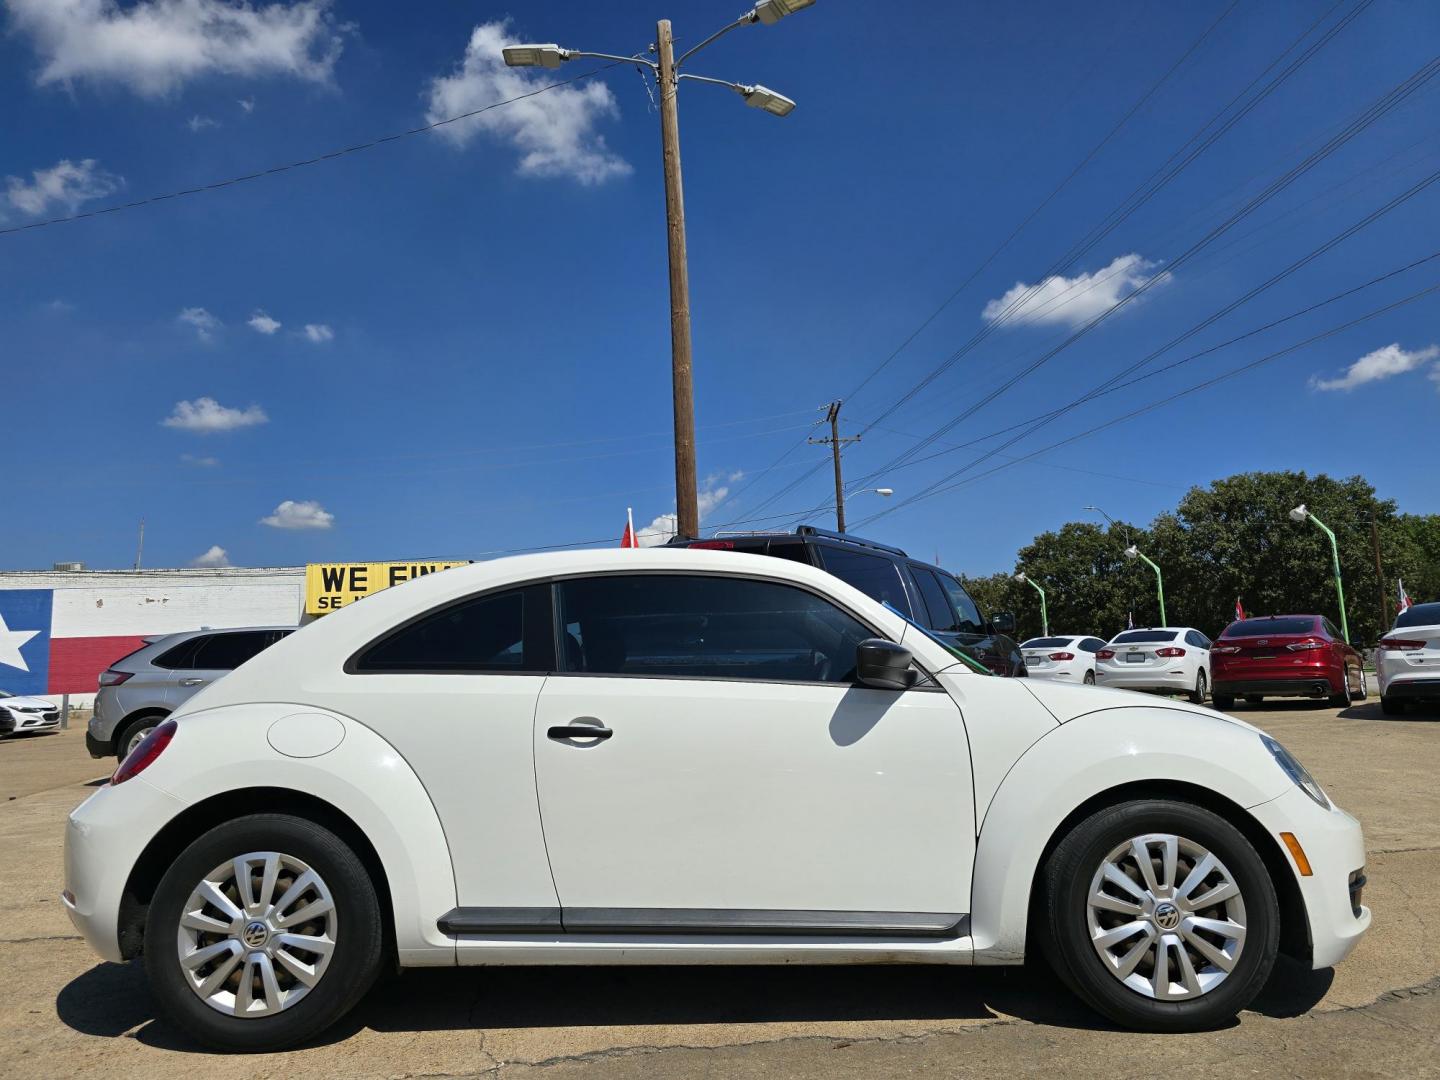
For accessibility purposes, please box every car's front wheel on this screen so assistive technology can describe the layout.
[145,813,384,1051]
[1041,799,1279,1032]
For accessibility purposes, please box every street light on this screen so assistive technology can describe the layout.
[1124,544,1166,626]
[1083,505,1133,547]
[848,487,893,499]
[1289,504,1350,643]
[504,4,812,539]
[1015,572,1048,637]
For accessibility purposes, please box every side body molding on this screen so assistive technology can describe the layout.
[140,703,458,965]
[969,706,1291,964]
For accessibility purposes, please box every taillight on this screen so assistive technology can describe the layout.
[1380,638,1426,651]
[1156,647,1186,657]
[1048,651,1075,661]
[1096,649,1115,660]
[98,669,132,687]
[1211,645,1240,654]
[1286,639,1327,651]
[689,540,735,550]
[111,720,177,785]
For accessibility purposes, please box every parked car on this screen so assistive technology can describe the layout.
[1377,600,1440,716]
[88,626,295,761]
[1020,635,1108,684]
[0,688,61,735]
[1209,615,1366,710]
[668,526,1026,676]
[1096,627,1213,704]
[64,548,1369,1049]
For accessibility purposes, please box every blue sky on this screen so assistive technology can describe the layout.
[3,0,1437,576]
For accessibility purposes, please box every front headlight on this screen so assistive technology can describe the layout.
[1261,734,1330,810]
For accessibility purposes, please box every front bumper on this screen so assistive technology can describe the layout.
[1247,785,1371,969]
[63,777,183,962]
[8,711,61,732]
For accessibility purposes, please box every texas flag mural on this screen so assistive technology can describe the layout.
[0,589,157,696]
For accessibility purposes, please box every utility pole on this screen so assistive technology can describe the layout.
[656,19,699,540]
[134,518,145,571]
[1370,519,1389,633]
[810,401,861,532]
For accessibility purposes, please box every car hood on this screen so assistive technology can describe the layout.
[1020,679,1264,733]
[0,695,56,710]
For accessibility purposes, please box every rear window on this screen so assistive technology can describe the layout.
[1112,630,1178,644]
[1221,617,1316,637]
[1023,637,1074,648]
[1396,602,1440,628]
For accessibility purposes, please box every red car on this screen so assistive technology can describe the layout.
[1209,614,1367,709]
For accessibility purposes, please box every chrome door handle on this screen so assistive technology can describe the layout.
[547,723,613,741]
[179,678,206,686]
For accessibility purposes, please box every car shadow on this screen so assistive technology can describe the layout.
[56,952,1337,1051]
[1339,701,1440,722]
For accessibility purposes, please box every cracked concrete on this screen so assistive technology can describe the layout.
[2,700,1438,1079]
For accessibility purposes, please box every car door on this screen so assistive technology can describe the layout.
[533,571,975,932]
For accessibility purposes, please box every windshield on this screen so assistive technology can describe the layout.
[1112,630,1178,644]
[884,601,993,675]
[1022,637,1074,649]
[1396,602,1440,629]
[1222,617,1315,637]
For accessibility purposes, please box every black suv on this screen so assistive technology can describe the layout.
[669,526,1026,676]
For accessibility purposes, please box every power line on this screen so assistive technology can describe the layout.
[0,61,629,239]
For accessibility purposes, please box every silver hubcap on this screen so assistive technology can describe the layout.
[176,851,337,1018]
[126,726,154,756]
[1086,833,1247,1000]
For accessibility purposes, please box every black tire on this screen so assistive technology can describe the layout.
[1083,670,1096,686]
[1040,799,1279,1033]
[1244,695,1264,705]
[145,813,384,1051]
[1328,671,1350,709]
[1381,695,1406,716]
[1189,670,1208,705]
[1350,668,1369,702]
[1211,694,1235,710]
[115,712,169,762]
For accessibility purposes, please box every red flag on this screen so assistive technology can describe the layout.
[1398,579,1413,611]
[1235,597,1246,622]
[620,507,638,549]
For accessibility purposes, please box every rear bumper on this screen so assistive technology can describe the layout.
[1094,667,1193,691]
[1383,678,1440,701]
[85,730,113,758]
[1213,677,1339,698]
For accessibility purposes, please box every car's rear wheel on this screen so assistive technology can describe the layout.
[145,813,384,1051]
[116,712,169,762]
[1211,694,1235,710]
[1244,695,1264,705]
[1040,799,1278,1032]
[1329,671,1352,709]
[1189,670,1207,705]
[1084,671,1096,686]
[1350,668,1369,701]
[1381,695,1406,716]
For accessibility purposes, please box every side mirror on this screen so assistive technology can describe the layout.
[856,638,918,690]
[990,611,1016,635]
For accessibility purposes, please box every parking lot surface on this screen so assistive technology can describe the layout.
[2,700,1438,1079]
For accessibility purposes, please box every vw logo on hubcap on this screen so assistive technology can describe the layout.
[242,920,270,949]
[1153,902,1181,931]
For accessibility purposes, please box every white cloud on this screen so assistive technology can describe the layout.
[302,322,333,343]
[162,396,268,433]
[238,96,255,112]
[424,20,631,185]
[260,499,333,530]
[190,544,231,567]
[177,305,220,341]
[636,471,743,546]
[1311,343,1440,392]
[248,309,281,334]
[186,114,219,132]
[5,157,121,216]
[981,254,1165,328]
[6,0,346,98]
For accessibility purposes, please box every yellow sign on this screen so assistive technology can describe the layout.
[305,561,470,614]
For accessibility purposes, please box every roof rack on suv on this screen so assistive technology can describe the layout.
[794,525,908,558]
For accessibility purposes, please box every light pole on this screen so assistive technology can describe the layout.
[1015,572,1048,637]
[1083,505,1133,547]
[504,0,814,539]
[1290,504,1350,643]
[1124,545,1166,626]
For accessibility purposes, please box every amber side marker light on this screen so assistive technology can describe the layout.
[1280,832,1313,876]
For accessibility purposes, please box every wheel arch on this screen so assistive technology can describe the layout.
[115,707,172,751]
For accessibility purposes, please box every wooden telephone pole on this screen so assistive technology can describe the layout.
[1370,519,1389,632]
[810,401,860,532]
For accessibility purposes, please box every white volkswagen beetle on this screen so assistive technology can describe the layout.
[63,549,1369,1050]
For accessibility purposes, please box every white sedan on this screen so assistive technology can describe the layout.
[63,549,1368,1049]
[1377,600,1440,715]
[1097,627,1213,704]
[0,689,61,734]
[1020,635,1109,684]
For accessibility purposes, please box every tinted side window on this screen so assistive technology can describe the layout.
[355,588,530,673]
[1080,638,1103,653]
[817,546,911,616]
[153,637,204,670]
[935,573,984,636]
[558,574,873,684]
[910,566,957,632]
[1321,618,1340,641]
[190,630,281,671]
